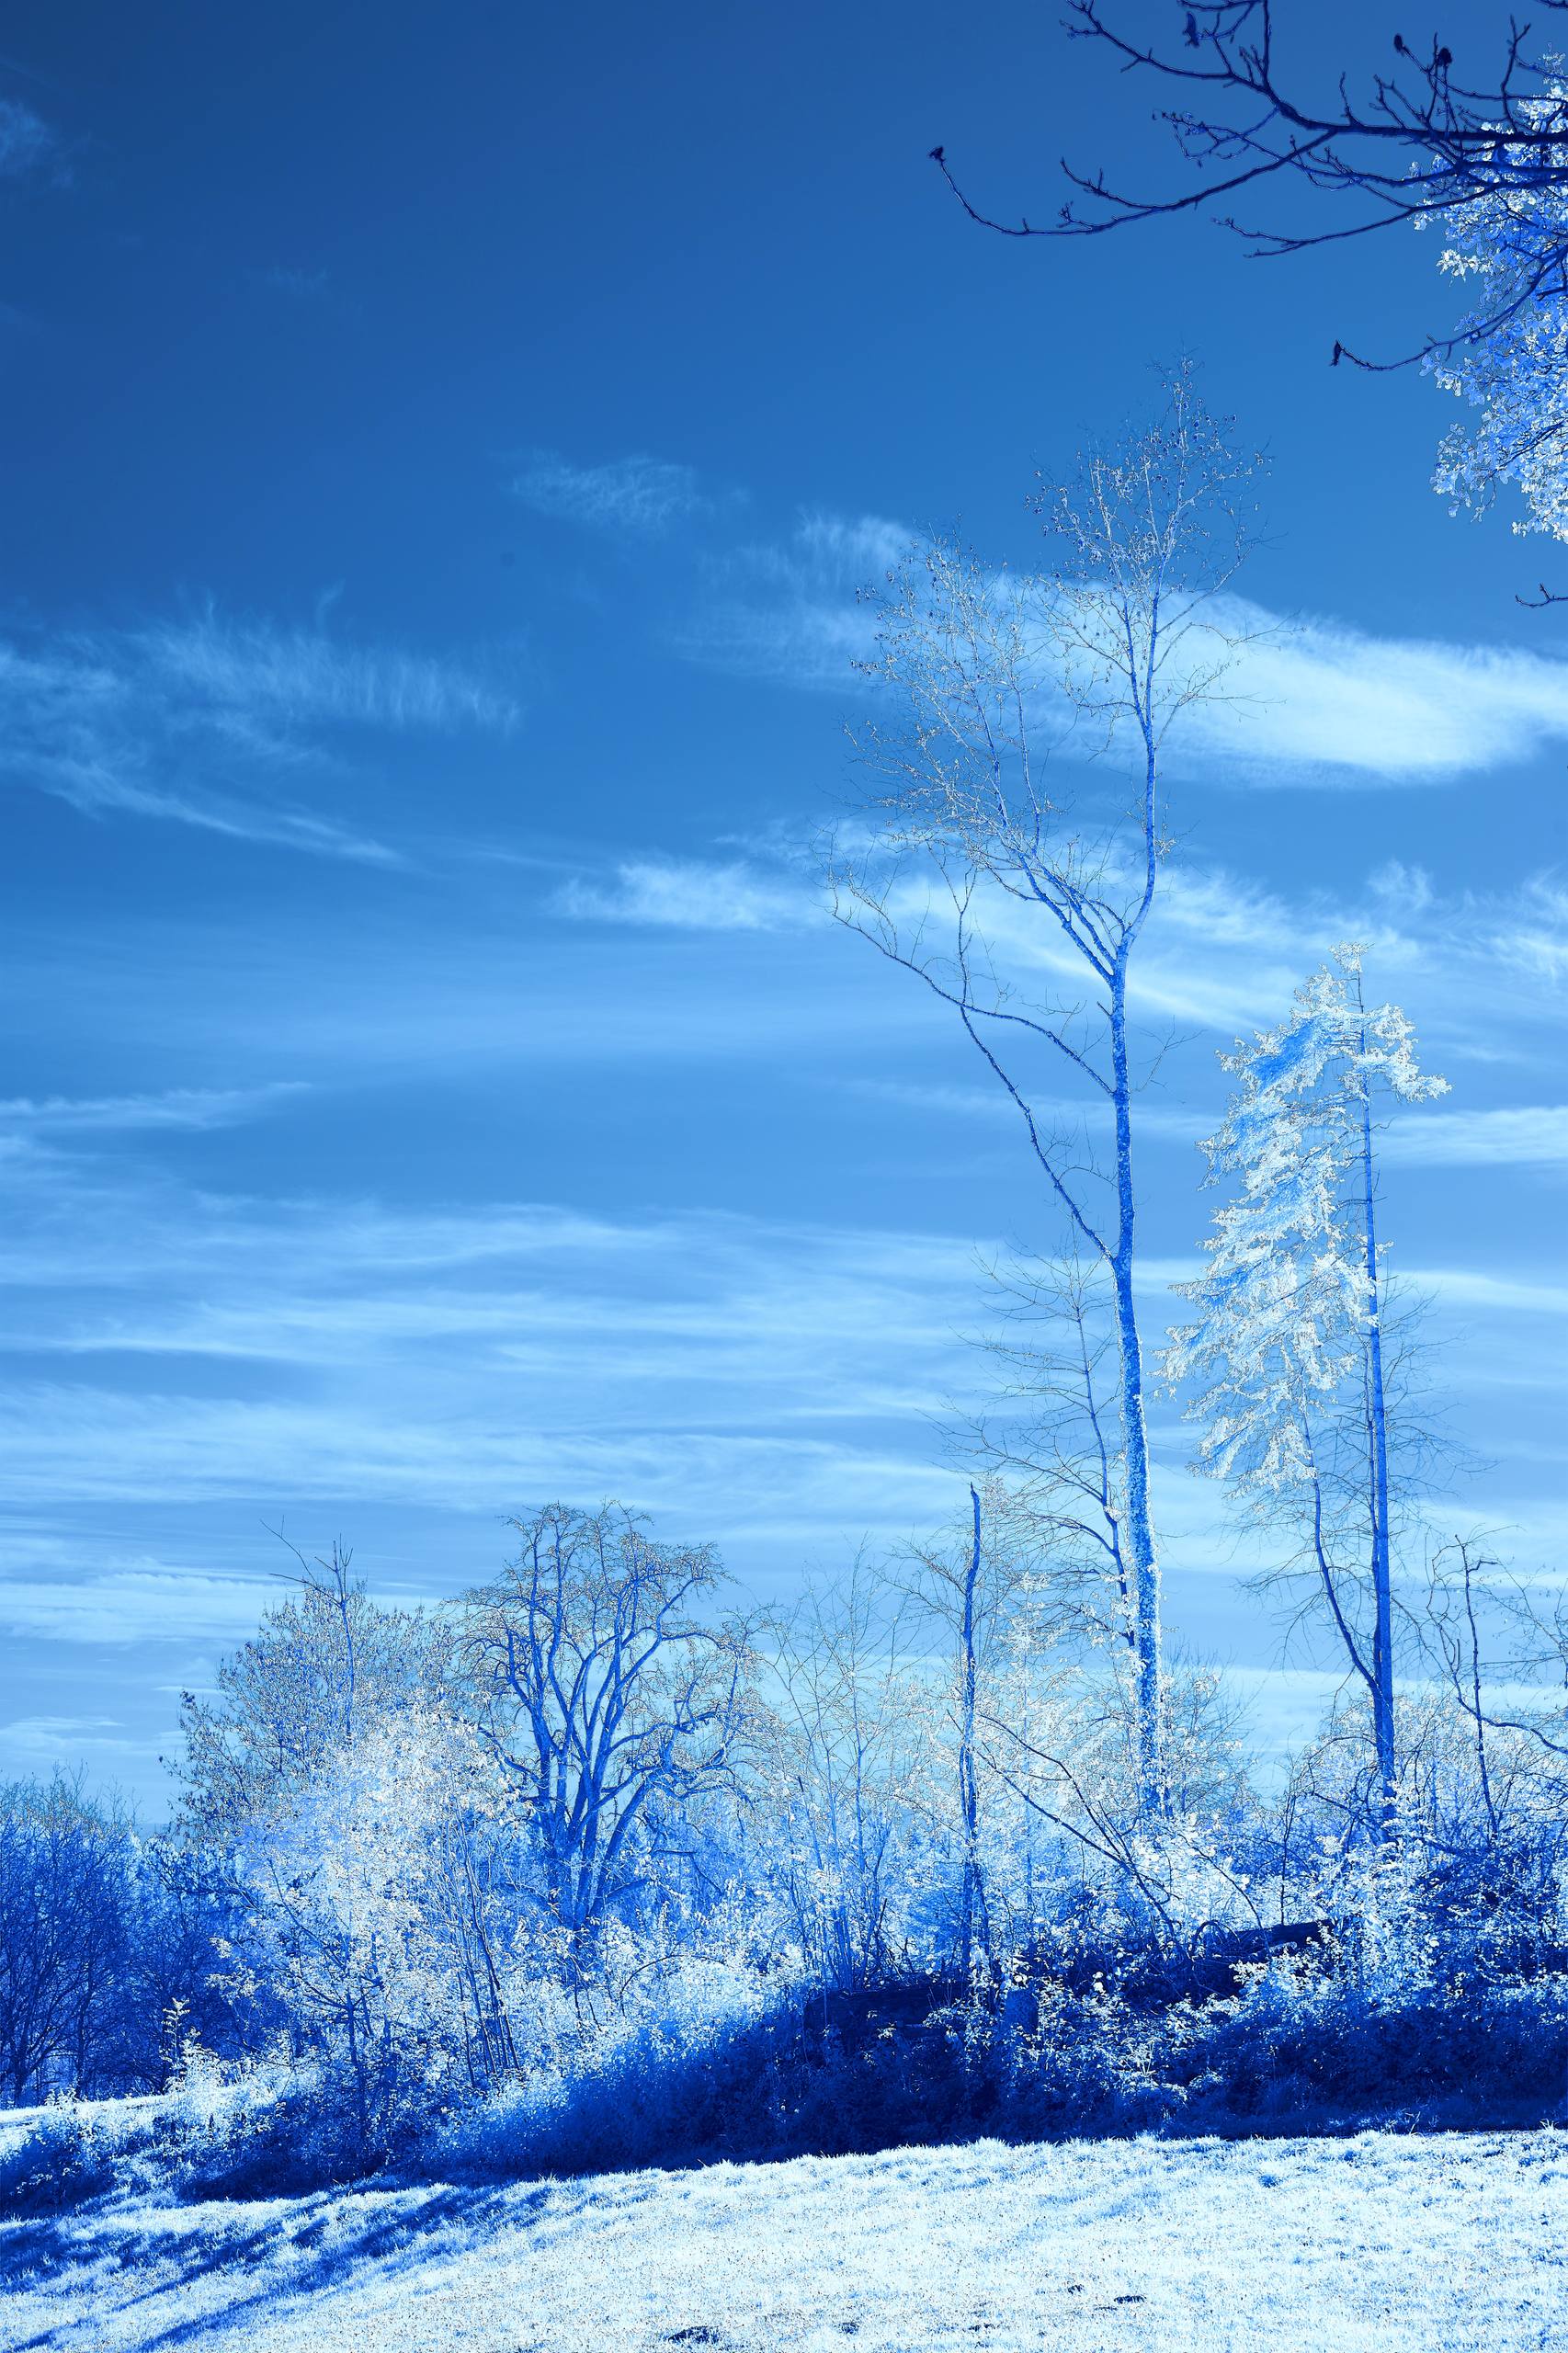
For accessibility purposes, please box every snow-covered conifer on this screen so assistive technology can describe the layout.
[1168,951,1448,1834]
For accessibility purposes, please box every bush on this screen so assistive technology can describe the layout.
[0,2104,123,2213]
[1169,1969,1568,2130]
[432,1963,1568,2183]
[5,1954,1563,2211]
[0,2053,343,2212]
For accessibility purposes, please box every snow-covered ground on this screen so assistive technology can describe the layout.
[3,2130,1564,2351]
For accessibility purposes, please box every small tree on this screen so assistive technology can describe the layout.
[897,1483,1049,1983]
[1420,1535,1568,1881]
[964,1246,1156,1665]
[459,1503,752,1959]
[1168,949,1447,1836]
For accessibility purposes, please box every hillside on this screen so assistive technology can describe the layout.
[4,2129,1564,2352]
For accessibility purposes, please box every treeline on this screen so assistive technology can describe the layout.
[0,1779,235,2108]
[6,1495,1567,2194]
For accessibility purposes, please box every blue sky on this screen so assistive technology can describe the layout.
[1,0,1563,1806]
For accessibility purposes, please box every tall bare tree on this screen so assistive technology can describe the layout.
[828,368,1260,1811]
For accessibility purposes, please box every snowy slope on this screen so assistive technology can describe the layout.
[3,2130,1564,2352]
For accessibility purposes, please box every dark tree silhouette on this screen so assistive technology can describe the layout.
[931,3,1568,370]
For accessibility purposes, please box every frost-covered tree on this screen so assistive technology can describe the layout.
[831,369,1260,1813]
[176,1541,451,1839]
[933,6,1568,368]
[1426,74,1568,552]
[238,1709,525,2132]
[930,10,1568,586]
[1169,950,1447,1834]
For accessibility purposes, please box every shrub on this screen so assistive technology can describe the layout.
[0,2104,123,2214]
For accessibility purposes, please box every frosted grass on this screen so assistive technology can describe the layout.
[4,2128,1564,2351]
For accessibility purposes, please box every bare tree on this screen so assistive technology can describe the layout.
[1424,1534,1568,1770]
[828,367,1261,1812]
[897,1483,1036,1982]
[1398,1540,1568,1933]
[964,1246,1146,1659]
[955,1488,989,1980]
[459,1502,752,1957]
[758,1556,936,1993]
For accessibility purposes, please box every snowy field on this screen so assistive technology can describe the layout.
[3,2130,1565,2352]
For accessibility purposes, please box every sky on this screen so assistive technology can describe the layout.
[0,0,1563,1809]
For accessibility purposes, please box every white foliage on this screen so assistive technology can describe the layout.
[1425,78,1568,540]
[1169,951,1446,1513]
[242,1707,525,2091]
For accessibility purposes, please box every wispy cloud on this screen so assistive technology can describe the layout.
[20,760,400,863]
[680,506,1568,783]
[1409,1267,1568,1316]
[257,266,329,301]
[0,1144,990,1541]
[0,609,519,860]
[846,1075,1203,1148]
[8,751,401,865]
[552,857,818,931]
[2,1117,1555,1544]
[1186,597,1568,785]
[1383,1106,1568,1167]
[138,611,519,737]
[681,512,905,687]
[1481,877,1568,987]
[0,1084,309,1135]
[0,97,64,187]
[511,450,704,537]
[0,1718,148,1777]
[535,835,1563,1092]
[0,1563,292,1647]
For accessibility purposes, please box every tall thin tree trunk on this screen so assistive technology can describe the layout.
[1109,961,1165,1813]
[958,1484,988,1983]
[1356,1037,1398,1836]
